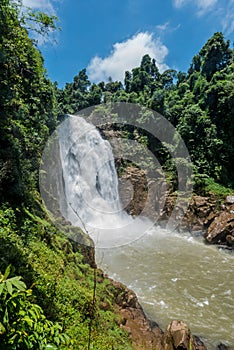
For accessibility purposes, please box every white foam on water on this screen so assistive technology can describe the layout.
[57,115,234,349]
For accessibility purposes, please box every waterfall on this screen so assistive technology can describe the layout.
[41,113,234,348]
[58,115,150,248]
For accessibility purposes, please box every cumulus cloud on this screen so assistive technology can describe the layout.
[87,32,169,83]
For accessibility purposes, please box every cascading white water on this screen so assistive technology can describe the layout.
[58,115,151,248]
[58,115,234,350]
[59,116,120,221]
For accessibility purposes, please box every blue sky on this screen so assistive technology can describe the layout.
[23,0,234,87]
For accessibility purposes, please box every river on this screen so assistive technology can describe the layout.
[41,114,234,350]
[97,229,234,349]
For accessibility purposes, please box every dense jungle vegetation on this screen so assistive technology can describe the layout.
[0,0,233,348]
[58,32,234,193]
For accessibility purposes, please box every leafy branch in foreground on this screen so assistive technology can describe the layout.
[10,0,59,44]
[0,265,69,350]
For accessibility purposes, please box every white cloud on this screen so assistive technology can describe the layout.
[156,22,170,32]
[22,0,55,14]
[20,0,60,45]
[173,0,217,12]
[174,0,234,34]
[196,0,217,10]
[221,0,234,35]
[156,21,181,34]
[174,0,188,8]
[87,32,169,83]
[196,0,217,15]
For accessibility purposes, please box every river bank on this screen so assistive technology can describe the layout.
[97,226,234,350]
[103,276,208,350]
[96,164,234,349]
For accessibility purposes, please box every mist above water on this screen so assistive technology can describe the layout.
[58,115,154,248]
[58,115,234,349]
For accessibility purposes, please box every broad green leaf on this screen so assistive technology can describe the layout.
[3,265,11,281]
[3,307,9,324]
[10,277,26,291]
[5,280,13,295]
[54,336,60,345]
[0,322,6,334]
[0,283,5,296]
[28,309,38,321]
[44,344,58,350]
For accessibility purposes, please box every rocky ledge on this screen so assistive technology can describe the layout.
[98,164,233,349]
[165,194,234,249]
[204,196,234,248]
[108,278,207,350]
[118,165,234,250]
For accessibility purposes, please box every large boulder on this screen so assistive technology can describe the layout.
[163,320,196,350]
[204,204,234,246]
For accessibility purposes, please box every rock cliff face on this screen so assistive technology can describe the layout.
[118,165,234,249]
[111,279,164,350]
[163,320,197,350]
[78,163,232,350]
[204,200,234,247]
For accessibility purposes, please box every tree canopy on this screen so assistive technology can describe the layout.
[0,0,58,202]
[57,32,234,189]
[0,2,233,347]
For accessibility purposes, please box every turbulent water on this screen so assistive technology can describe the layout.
[96,233,234,349]
[59,115,234,350]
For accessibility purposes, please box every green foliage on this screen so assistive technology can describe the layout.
[194,175,233,198]
[0,0,58,203]
[199,32,232,81]
[10,0,59,44]
[0,265,69,350]
[0,206,133,349]
[0,3,133,348]
[1,4,234,348]
[57,69,92,114]
[58,33,233,190]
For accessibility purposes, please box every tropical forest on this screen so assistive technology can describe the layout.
[0,0,233,349]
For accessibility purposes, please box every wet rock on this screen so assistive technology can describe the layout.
[172,195,217,233]
[204,212,218,228]
[204,204,234,246]
[193,196,212,218]
[193,335,207,350]
[163,320,196,350]
[226,233,234,246]
[216,343,230,350]
[226,196,234,204]
[108,277,209,350]
[110,279,164,349]
[119,307,164,350]
[118,165,167,224]
[117,164,222,235]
